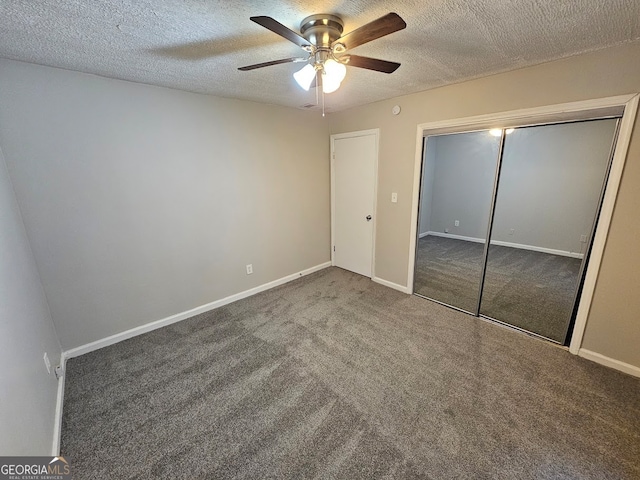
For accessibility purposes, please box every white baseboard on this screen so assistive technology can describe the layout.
[492,239,584,259]
[63,261,332,360]
[372,276,411,294]
[424,231,584,259]
[51,360,66,456]
[425,231,485,244]
[578,349,640,378]
[418,231,429,238]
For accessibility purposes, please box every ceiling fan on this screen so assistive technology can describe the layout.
[238,12,406,108]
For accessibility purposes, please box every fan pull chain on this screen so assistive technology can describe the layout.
[319,69,325,117]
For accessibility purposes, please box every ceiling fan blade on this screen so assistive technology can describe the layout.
[250,16,311,49]
[332,13,406,51]
[238,57,305,71]
[343,55,401,73]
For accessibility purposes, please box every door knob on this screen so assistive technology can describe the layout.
[366,215,372,221]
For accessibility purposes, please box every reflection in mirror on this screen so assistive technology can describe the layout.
[414,131,500,313]
[480,119,618,342]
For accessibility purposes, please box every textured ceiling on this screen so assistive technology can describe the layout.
[1,1,640,112]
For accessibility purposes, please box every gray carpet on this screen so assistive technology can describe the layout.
[61,267,640,479]
[414,236,486,313]
[414,236,582,342]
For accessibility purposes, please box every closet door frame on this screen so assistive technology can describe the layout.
[407,94,639,355]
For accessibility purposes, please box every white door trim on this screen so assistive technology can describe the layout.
[407,94,639,354]
[331,129,380,278]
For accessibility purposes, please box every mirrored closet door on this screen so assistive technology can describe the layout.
[414,131,501,314]
[479,119,619,342]
[414,117,620,344]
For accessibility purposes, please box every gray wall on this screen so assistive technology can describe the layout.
[494,121,615,254]
[329,41,640,369]
[0,59,330,350]
[420,132,499,240]
[0,146,62,455]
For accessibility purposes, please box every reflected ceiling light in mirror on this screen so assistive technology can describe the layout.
[489,128,515,136]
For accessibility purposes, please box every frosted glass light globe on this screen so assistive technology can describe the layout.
[324,59,346,83]
[293,64,316,91]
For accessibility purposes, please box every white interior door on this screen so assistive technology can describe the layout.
[332,131,377,277]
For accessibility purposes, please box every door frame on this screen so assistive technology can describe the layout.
[407,94,639,354]
[330,129,380,278]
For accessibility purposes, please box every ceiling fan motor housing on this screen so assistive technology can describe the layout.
[300,14,344,47]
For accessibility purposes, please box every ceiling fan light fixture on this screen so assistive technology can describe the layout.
[324,58,346,83]
[241,12,406,105]
[293,63,316,90]
[332,43,346,54]
[321,58,346,93]
[322,75,341,94]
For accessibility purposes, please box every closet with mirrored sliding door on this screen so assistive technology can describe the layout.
[414,114,620,344]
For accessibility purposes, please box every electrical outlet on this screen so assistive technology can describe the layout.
[580,234,587,243]
[454,220,459,227]
[509,229,515,236]
[391,192,398,203]
[43,352,51,374]
[246,264,253,275]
